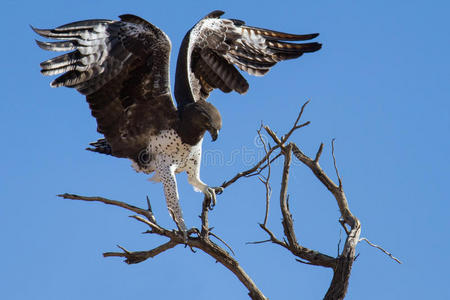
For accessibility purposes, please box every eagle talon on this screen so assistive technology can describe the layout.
[204,186,223,209]
[213,186,224,195]
[205,187,218,209]
[170,210,188,243]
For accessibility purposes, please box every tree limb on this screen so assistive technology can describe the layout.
[103,242,178,264]
[228,101,364,299]
[359,237,402,264]
[57,193,267,300]
[56,101,395,300]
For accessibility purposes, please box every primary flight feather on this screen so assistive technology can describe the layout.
[33,10,321,237]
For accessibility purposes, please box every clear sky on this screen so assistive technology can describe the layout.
[1,0,449,299]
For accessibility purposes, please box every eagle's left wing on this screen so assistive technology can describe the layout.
[174,10,322,106]
[32,15,177,161]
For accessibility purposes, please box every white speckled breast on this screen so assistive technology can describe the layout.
[131,129,203,177]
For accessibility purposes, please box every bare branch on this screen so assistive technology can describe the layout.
[359,237,402,264]
[221,144,281,189]
[281,100,310,143]
[146,195,157,223]
[209,231,236,256]
[250,109,365,298]
[58,102,385,300]
[264,126,284,150]
[103,242,178,264]
[234,110,340,269]
[258,223,287,248]
[58,193,156,222]
[279,144,297,247]
[331,139,343,189]
[61,193,267,300]
[253,139,338,268]
[314,143,324,163]
[246,239,272,245]
[290,144,356,227]
[339,218,350,235]
[130,215,167,234]
[257,152,282,174]
[256,127,273,227]
[200,195,211,238]
[337,229,343,256]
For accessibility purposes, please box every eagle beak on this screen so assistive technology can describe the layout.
[209,129,219,142]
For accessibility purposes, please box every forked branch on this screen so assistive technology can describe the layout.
[58,101,399,300]
[224,101,363,299]
[57,193,267,300]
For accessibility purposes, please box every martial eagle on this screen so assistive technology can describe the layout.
[33,10,321,237]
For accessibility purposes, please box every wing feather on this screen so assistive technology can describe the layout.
[174,11,322,105]
[34,15,177,160]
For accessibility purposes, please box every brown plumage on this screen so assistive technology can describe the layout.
[33,10,321,237]
[174,10,321,105]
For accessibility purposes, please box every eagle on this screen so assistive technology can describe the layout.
[33,10,321,238]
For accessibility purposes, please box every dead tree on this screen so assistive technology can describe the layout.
[58,101,400,300]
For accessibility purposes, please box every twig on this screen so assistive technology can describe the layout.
[331,139,343,189]
[246,239,272,245]
[257,126,273,227]
[208,231,236,256]
[258,223,287,248]
[314,143,324,163]
[337,229,342,256]
[146,195,157,223]
[103,241,178,264]
[221,144,281,189]
[200,195,211,238]
[58,193,155,222]
[281,100,311,144]
[359,237,402,264]
[221,101,311,189]
[279,144,297,248]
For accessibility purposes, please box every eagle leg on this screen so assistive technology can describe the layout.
[168,207,188,242]
[187,175,222,209]
[158,162,188,241]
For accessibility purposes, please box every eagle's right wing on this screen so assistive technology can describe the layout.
[174,10,322,106]
[33,15,177,160]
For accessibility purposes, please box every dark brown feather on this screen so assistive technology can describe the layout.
[34,15,177,160]
[174,10,322,105]
[35,12,321,160]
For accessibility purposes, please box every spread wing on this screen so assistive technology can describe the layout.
[33,14,177,160]
[174,10,322,106]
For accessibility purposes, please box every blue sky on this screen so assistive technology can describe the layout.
[1,0,449,299]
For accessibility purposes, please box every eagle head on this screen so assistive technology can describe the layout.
[179,100,222,144]
[199,101,222,142]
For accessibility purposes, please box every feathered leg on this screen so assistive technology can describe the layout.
[186,150,223,208]
[156,161,187,240]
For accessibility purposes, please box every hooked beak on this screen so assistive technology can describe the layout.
[209,129,219,142]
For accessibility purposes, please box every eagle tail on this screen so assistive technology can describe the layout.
[86,139,112,155]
